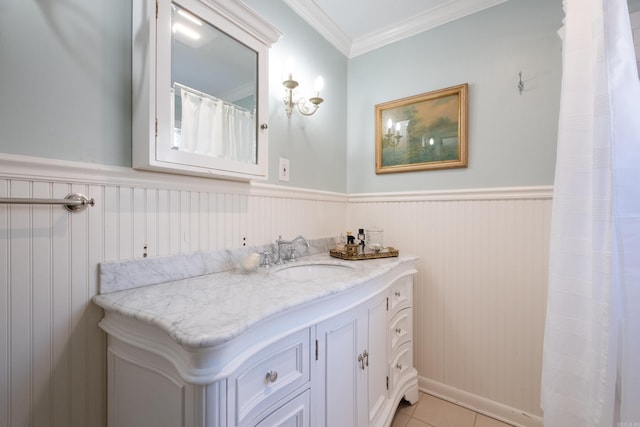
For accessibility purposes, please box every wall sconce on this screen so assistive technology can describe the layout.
[283,59,324,117]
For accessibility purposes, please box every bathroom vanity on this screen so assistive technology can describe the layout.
[93,248,419,427]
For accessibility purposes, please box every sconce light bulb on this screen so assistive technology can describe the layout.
[387,118,392,130]
[314,76,324,94]
[285,57,296,80]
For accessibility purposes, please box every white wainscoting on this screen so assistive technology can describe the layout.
[0,153,551,427]
[348,187,552,427]
[0,154,347,427]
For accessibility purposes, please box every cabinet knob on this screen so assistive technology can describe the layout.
[396,363,403,371]
[260,123,268,130]
[394,291,401,297]
[265,370,278,383]
[395,327,402,335]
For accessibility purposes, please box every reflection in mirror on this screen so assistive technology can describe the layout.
[170,3,258,164]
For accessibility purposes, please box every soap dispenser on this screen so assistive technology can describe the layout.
[357,228,365,254]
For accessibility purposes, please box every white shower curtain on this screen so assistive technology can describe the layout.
[222,103,256,164]
[540,0,640,426]
[179,86,256,162]
[180,88,224,157]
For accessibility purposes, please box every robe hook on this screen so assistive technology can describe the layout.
[518,71,524,95]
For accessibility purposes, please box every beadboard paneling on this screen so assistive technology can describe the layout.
[1,154,551,427]
[348,189,552,426]
[0,155,347,427]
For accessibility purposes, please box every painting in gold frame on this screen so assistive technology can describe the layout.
[375,83,468,174]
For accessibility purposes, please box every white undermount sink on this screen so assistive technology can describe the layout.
[273,263,354,280]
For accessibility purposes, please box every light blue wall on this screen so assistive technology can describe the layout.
[244,0,348,192]
[0,1,132,166]
[0,0,347,192]
[346,0,563,192]
[4,0,637,193]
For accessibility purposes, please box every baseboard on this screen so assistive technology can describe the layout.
[419,376,543,427]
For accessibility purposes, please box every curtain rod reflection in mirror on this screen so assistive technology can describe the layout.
[173,82,254,115]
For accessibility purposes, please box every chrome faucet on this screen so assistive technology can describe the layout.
[275,235,309,264]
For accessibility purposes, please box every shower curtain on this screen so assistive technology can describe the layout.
[222,103,256,164]
[540,0,640,426]
[180,88,224,157]
[179,87,255,162]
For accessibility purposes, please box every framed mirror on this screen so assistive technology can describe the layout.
[132,0,282,180]
[170,2,257,164]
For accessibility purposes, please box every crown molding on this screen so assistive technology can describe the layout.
[284,0,511,58]
[282,0,352,56]
[351,0,510,57]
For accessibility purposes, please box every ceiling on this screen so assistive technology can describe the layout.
[282,0,511,58]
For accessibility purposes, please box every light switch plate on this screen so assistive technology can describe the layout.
[279,158,290,181]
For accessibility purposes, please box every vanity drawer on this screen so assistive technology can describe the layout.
[388,342,413,392]
[389,308,412,355]
[232,328,310,426]
[253,389,310,427]
[388,275,413,318]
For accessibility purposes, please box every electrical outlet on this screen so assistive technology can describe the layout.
[279,158,290,181]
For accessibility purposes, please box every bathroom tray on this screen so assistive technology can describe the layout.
[329,247,399,261]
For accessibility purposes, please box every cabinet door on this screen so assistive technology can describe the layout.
[132,0,281,181]
[366,292,389,425]
[316,307,364,427]
[316,292,389,427]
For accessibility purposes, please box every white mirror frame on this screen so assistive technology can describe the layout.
[132,0,282,181]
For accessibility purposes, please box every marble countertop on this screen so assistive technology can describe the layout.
[93,253,416,349]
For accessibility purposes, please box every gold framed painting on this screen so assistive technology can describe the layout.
[375,83,468,174]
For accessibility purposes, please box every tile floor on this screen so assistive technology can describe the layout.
[392,392,514,427]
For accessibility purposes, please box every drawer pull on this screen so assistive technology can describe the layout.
[265,370,278,383]
[395,327,402,335]
[396,363,403,371]
[394,291,401,297]
[358,354,365,370]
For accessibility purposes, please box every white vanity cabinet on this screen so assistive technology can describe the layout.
[95,256,419,427]
[316,271,418,427]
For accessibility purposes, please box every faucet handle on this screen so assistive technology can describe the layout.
[260,251,273,267]
[288,246,298,262]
